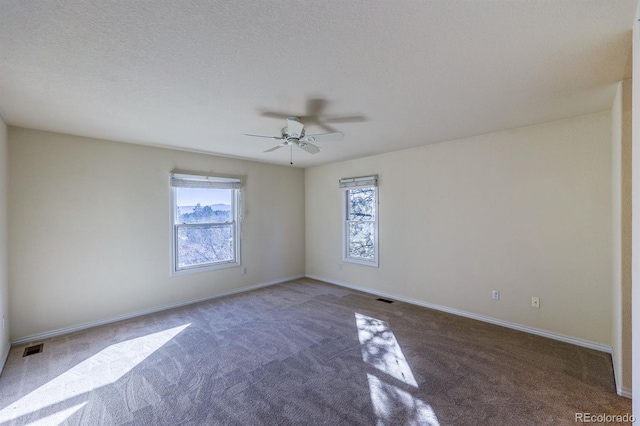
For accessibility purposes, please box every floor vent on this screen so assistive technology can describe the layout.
[376,297,394,304]
[23,344,43,357]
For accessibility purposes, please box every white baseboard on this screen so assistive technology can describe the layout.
[11,275,304,346]
[617,386,632,399]
[306,274,613,354]
[611,359,633,399]
[0,339,9,374]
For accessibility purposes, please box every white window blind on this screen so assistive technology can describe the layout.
[339,175,378,189]
[171,173,241,189]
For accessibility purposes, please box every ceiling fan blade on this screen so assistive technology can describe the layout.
[264,145,284,153]
[297,142,321,154]
[286,117,304,138]
[322,115,368,123]
[310,121,340,134]
[260,111,291,120]
[301,132,344,143]
[306,98,327,117]
[245,134,283,140]
[260,98,327,120]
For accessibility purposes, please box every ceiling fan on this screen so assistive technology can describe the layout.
[245,116,344,162]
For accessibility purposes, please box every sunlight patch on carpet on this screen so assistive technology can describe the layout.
[367,374,439,426]
[0,324,190,423]
[27,402,87,426]
[355,313,417,387]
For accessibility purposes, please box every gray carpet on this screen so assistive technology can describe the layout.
[0,278,631,425]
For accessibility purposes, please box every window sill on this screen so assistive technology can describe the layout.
[171,261,240,276]
[343,257,379,268]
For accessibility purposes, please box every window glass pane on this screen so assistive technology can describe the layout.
[348,187,375,221]
[176,188,232,224]
[348,221,375,259]
[177,224,234,268]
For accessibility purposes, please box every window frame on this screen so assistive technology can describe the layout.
[342,181,379,267]
[170,174,241,275]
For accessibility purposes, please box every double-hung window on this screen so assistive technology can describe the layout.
[341,175,378,267]
[171,173,241,274]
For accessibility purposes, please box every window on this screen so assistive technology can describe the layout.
[171,173,241,274]
[341,175,378,266]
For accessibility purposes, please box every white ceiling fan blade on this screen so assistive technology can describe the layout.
[260,111,291,120]
[323,115,367,123]
[286,117,305,138]
[245,134,283,140]
[301,132,344,143]
[297,142,321,154]
[264,145,284,153]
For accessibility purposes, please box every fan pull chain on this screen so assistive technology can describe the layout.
[290,145,293,165]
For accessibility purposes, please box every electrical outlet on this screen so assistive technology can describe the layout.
[2,315,5,329]
[531,297,540,308]
[241,267,247,275]
[492,290,500,300]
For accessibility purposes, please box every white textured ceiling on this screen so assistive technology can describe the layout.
[0,1,636,167]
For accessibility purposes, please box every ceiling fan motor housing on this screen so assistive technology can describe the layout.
[281,126,305,140]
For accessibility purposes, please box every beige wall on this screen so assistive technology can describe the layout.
[611,80,632,396]
[306,112,613,346]
[0,115,8,367]
[8,128,305,340]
